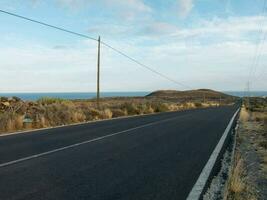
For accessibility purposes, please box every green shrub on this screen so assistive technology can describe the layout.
[0,97,8,102]
[12,96,21,102]
[37,97,66,105]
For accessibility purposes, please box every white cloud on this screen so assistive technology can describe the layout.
[0,41,97,92]
[27,0,152,20]
[177,0,194,17]
[108,0,151,13]
[56,0,94,9]
[171,16,267,41]
[1,35,267,92]
[104,0,152,21]
[1,0,267,92]
[94,15,267,42]
[140,22,179,36]
[55,0,151,20]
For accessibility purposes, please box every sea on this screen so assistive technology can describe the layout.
[0,91,266,101]
[225,91,267,98]
[0,92,150,101]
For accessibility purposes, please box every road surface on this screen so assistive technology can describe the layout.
[0,105,239,200]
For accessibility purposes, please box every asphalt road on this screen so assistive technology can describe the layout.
[0,105,239,200]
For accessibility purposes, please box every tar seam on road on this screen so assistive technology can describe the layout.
[186,108,240,200]
[0,114,191,168]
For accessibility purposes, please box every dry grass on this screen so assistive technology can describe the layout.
[227,100,267,200]
[227,155,258,200]
[229,157,246,194]
[100,109,113,119]
[263,155,267,177]
[37,97,66,105]
[0,96,220,134]
[0,113,24,132]
[111,109,127,118]
[239,108,249,122]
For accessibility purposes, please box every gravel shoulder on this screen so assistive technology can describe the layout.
[226,105,267,200]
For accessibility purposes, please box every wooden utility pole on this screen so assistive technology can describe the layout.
[97,36,101,107]
[247,81,250,110]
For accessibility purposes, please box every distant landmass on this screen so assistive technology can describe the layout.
[147,89,236,99]
[0,90,266,101]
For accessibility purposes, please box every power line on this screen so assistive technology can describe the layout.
[253,31,267,79]
[101,41,193,89]
[0,9,193,90]
[254,69,267,83]
[248,0,267,82]
[246,0,267,98]
[0,9,98,41]
[251,22,267,80]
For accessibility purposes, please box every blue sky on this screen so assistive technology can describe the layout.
[0,0,266,92]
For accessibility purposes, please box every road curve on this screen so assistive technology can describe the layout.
[0,105,239,200]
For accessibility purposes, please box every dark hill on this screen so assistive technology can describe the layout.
[147,89,237,102]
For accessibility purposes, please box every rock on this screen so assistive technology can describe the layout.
[8,97,21,102]
[2,102,10,107]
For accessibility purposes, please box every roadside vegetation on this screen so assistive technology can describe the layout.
[226,97,267,200]
[0,89,237,134]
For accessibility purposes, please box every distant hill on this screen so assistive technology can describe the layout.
[147,89,237,102]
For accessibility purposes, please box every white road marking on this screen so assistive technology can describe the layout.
[0,114,190,168]
[186,108,240,200]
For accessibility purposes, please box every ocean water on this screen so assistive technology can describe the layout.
[224,91,267,97]
[0,91,266,101]
[0,92,150,101]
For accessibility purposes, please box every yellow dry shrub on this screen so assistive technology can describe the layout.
[111,109,127,118]
[145,106,154,113]
[201,103,210,107]
[62,100,75,107]
[209,102,219,107]
[188,102,196,108]
[167,104,180,111]
[3,114,23,132]
[6,118,14,132]
[100,109,113,119]
[72,112,86,123]
[14,115,23,130]
[40,115,47,128]
[183,102,196,109]
[240,108,249,122]
[229,159,245,194]
[86,108,100,120]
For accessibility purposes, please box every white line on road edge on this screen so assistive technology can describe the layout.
[186,108,240,200]
[0,114,190,168]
